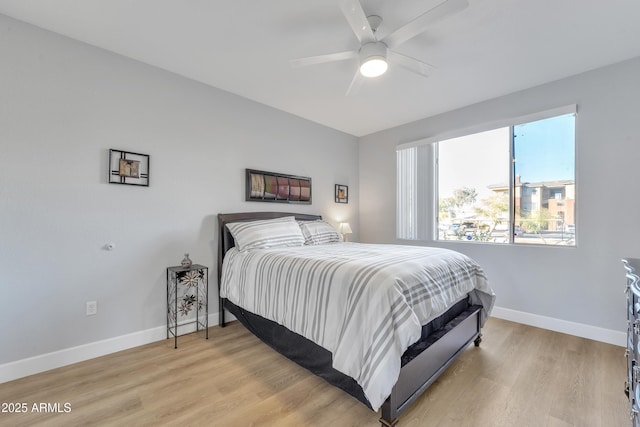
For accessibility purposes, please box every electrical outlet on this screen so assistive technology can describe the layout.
[86,301,97,316]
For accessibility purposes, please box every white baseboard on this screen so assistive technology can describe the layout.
[0,312,229,384]
[491,306,625,347]
[1,307,624,384]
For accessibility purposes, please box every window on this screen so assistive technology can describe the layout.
[397,106,576,246]
[437,127,511,243]
[511,113,575,245]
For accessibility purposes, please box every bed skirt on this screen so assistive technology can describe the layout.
[223,296,474,410]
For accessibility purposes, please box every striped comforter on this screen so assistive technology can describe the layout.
[220,243,495,411]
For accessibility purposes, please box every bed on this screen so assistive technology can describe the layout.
[217,212,495,426]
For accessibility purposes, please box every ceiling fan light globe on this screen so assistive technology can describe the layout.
[360,57,388,77]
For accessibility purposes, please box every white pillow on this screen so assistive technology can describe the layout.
[226,216,305,251]
[299,220,343,245]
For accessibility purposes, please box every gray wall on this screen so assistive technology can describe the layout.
[359,56,640,335]
[0,14,359,365]
[2,7,637,370]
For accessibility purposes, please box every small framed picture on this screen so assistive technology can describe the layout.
[109,149,149,186]
[335,184,348,204]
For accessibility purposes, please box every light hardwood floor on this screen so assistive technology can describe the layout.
[0,318,629,427]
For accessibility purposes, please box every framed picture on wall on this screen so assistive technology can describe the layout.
[246,169,312,204]
[109,149,149,186]
[335,184,348,203]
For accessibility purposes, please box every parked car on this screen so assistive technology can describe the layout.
[460,221,477,233]
[446,223,461,236]
[565,224,575,234]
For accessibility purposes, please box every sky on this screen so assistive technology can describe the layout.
[438,127,509,199]
[438,113,575,199]
[513,113,575,183]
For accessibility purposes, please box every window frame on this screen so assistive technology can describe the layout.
[396,104,577,246]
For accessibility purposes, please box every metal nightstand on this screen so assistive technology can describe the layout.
[166,264,208,348]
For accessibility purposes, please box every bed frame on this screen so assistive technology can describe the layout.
[217,212,483,426]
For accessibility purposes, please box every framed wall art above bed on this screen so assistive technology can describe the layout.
[245,169,311,204]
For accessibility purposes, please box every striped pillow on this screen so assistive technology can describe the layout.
[299,220,343,245]
[227,216,305,251]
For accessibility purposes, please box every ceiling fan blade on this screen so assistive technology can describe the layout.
[339,0,376,44]
[388,51,435,77]
[382,0,468,49]
[345,68,363,96]
[290,50,358,67]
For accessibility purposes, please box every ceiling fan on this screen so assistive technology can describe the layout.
[290,0,469,95]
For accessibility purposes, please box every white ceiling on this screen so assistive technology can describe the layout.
[1,0,639,137]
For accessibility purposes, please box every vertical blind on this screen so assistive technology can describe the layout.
[396,146,417,239]
[397,144,432,241]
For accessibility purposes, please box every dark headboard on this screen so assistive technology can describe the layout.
[217,212,322,285]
